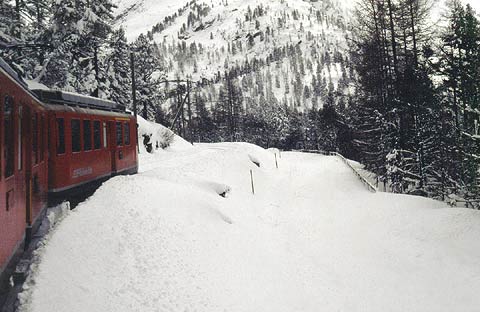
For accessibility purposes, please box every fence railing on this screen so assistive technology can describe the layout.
[451,199,480,210]
[299,149,377,193]
[298,149,479,209]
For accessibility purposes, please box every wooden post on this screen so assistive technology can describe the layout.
[275,153,278,169]
[250,169,255,195]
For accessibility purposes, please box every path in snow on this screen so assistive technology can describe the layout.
[19,143,480,312]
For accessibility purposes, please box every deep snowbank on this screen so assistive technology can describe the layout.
[18,144,480,312]
[136,115,192,154]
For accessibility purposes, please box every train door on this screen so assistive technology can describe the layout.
[23,106,33,247]
[108,121,116,173]
[3,95,17,214]
[0,95,3,212]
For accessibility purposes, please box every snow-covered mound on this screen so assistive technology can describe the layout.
[137,115,192,153]
[18,145,480,312]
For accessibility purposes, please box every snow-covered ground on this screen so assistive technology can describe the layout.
[19,140,480,311]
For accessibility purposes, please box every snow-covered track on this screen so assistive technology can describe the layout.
[17,143,480,312]
[299,149,377,193]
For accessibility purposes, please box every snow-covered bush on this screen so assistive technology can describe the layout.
[137,115,192,153]
[159,130,175,149]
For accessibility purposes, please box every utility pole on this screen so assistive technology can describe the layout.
[93,44,100,98]
[178,86,185,137]
[225,71,235,142]
[130,51,139,153]
[130,51,137,118]
[187,79,193,143]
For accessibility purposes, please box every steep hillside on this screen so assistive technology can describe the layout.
[115,0,354,113]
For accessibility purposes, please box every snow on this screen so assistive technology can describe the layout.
[113,0,350,106]
[114,0,192,41]
[24,79,50,91]
[137,115,192,154]
[18,138,480,311]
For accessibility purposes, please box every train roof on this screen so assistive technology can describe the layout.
[0,56,129,115]
[32,89,127,113]
[43,103,133,118]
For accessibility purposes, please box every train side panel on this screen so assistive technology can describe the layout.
[0,72,48,275]
[110,117,138,175]
[48,111,137,196]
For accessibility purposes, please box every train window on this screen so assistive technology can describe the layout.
[93,121,101,150]
[116,122,123,146]
[18,106,23,170]
[18,106,22,171]
[56,118,65,154]
[32,113,38,164]
[124,122,130,145]
[40,115,45,162]
[103,122,108,148]
[4,96,14,178]
[83,120,92,151]
[71,119,81,153]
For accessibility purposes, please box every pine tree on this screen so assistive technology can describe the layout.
[108,27,131,108]
[39,0,115,95]
[439,0,480,197]
[132,34,164,120]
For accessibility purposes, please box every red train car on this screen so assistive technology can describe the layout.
[33,90,138,199]
[0,59,49,280]
[0,59,138,287]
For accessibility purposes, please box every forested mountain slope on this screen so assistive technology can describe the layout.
[0,0,478,204]
[115,0,354,132]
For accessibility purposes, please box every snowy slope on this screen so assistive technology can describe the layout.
[114,0,353,111]
[114,0,192,41]
[18,144,480,312]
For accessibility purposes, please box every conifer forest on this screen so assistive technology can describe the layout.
[0,0,479,204]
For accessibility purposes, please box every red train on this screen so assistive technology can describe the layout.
[0,58,138,284]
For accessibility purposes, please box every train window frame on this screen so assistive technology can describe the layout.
[40,115,45,162]
[93,120,101,150]
[103,122,108,148]
[116,122,123,147]
[71,119,81,153]
[83,119,92,151]
[56,118,66,155]
[4,95,14,178]
[17,106,22,171]
[124,122,130,146]
[0,95,2,178]
[32,113,39,165]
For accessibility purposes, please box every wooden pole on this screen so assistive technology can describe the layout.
[187,79,193,143]
[130,52,137,119]
[130,51,139,153]
[250,169,255,195]
[275,153,278,169]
